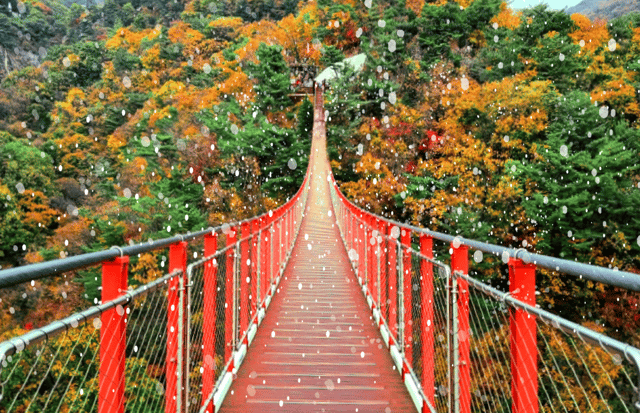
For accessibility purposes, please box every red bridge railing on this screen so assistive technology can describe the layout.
[0,173,309,412]
[328,172,640,412]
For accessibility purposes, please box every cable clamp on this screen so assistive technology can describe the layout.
[110,246,124,257]
[513,248,529,262]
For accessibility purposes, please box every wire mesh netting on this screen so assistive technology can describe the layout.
[536,319,639,412]
[123,276,173,412]
[0,270,179,413]
[410,249,452,412]
[0,320,101,412]
[187,249,229,413]
[466,284,512,412]
[463,274,640,413]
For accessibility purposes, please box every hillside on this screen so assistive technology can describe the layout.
[0,0,191,80]
[0,0,639,356]
[567,0,640,19]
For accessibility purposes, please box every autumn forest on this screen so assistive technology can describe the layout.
[1,0,640,361]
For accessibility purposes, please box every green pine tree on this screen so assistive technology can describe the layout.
[250,43,292,112]
[512,91,640,263]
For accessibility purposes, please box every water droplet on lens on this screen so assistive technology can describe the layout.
[560,145,568,157]
[388,39,396,53]
[599,106,609,118]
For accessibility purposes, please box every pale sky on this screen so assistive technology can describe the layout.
[509,0,584,10]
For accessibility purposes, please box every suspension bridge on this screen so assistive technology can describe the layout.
[1,86,640,412]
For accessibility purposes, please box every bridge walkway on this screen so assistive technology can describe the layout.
[219,92,415,412]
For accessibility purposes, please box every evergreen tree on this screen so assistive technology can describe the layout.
[512,91,640,264]
[531,33,586,93]
[478,25,525,82]
[250,43,292,112]
[262,98,313,195]
[199,98,310,198]
[320,45,345,67]
[515,5,575,48]
[323,63,365,182]
[419,1,466,67]
[608,12,640,42]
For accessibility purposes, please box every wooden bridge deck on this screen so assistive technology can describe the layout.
[219,91,415,412]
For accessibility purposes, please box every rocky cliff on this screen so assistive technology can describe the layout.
[0,45,44,79]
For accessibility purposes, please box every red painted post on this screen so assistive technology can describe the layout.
[362,214,369,289]
[250,219,259,322]
[99,256,129,413]
[272,213,279,282]
[283,211,289,253]
[283,210,288,261]
[379,221,388,321]
[296,200,300,231]
[368,215,375,298]
[287,210,292,251]
[401,228,413,365]
[240,221,250,341]
[225,228,237,363]
[291,208,295,247]
[354,209,359,255]
[276,211,281,277]
[202,232,218,412]
[357,212,364,281]
[343,206,348,248]
[383,221,390,314]
[350,208,355,253]
[372,217,379,307]
[278,211,283,275]
[452,243,470,413]
[261,217,269,303]
[420,234,435,408]
[292,206,296,243]
[286,210,291,249]
[509,258,538,413]
[273,211,282,280]
[263,218,271,300]
[285,210,290,255]
[352,207,364,277]
[388,226,398,341]
[364,214,370,296]
[167,241,188,413]
[377,219,385,307]
[346,208,351,250]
